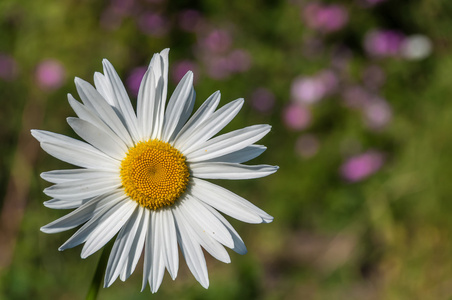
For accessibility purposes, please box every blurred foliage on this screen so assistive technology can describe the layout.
[1,0,452,299]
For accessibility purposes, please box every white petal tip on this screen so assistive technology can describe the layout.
[262,217,274,223]
[268,166,279,174]
[30,129,42,141]
[239,247,248,255]
[42,187,51,195]
[201,281,210,289]
[40,226,62,234]
[43,201,54,208]
[104,278,115,288]
[181,70,194,82]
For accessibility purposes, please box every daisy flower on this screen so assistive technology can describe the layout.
[32,49,278,292]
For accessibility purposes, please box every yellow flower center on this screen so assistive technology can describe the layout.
[120,140,190,210]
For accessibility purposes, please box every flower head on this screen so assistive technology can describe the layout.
[32,49,277,292]
[35,59,66,90]
[340,150,384,182]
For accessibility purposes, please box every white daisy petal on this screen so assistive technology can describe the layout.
[102,59,141,142]
[159,208,179,279]
[68,95,134,150]
[182,195,234,248]
[41,193,115,234]
[159,49,169,104]
[119,208,149,281]
[149,54,163,86]
[141,210,154,292]
[191,178,273,223]
[177,204,231,264]
[203,145,267,164]
[177,98,244,153]
[43,177,121,200]
[40,169,118,184]
[149,49,169,112]
[173,207,209,289]
[43,198,90,209]
[190,162,279,180]
[58,191,129,250]
[149,50,169,141]
[137,68,156,141]
[93,72,115,106]
[67,117,128,160]
[186,125,271,162]
[169,87,196,143]
[173,91,221,149]
[81,199,137,258]
[150,76,165,140]
[161,71,193,142]
[68,94,107,130]
[74,78,134,147]
[149,210,166,293]
[31,130,118,170]
[40,142,117,171]
[104,206,144,287]
[201,203,247,255]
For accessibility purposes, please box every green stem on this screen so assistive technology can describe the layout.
[86,241,113,300]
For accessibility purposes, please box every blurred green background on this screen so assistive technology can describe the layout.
[1,0,452,299]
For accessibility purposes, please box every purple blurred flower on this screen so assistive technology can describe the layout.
[250,88,275,114]
[111,0,135,15]
[172,60,199,83]
[342,85,372,109]
[342,85,392,130]
[303,3,348,33]
[227,49,252,73]
[295,134,320,158]
[202,29,232,54]
[362,65,385,90]
[283,103,312,130]
[138,13,170,37]
[340,150,384,182]
[35,59,65,90]
[126,66,147,97]
[359,0,387,7]
[317,70,339,94]
[330,47,353,73]
[364,30,405,57]
[100,0,136,30]
[179,9,203,32]
[205,56,231,80]
[366,0,386,4]
[291,77,325,104]
[363,98,392,130]
[303,37,324,58]
[291,70,337,104]
[0,54,18,81]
